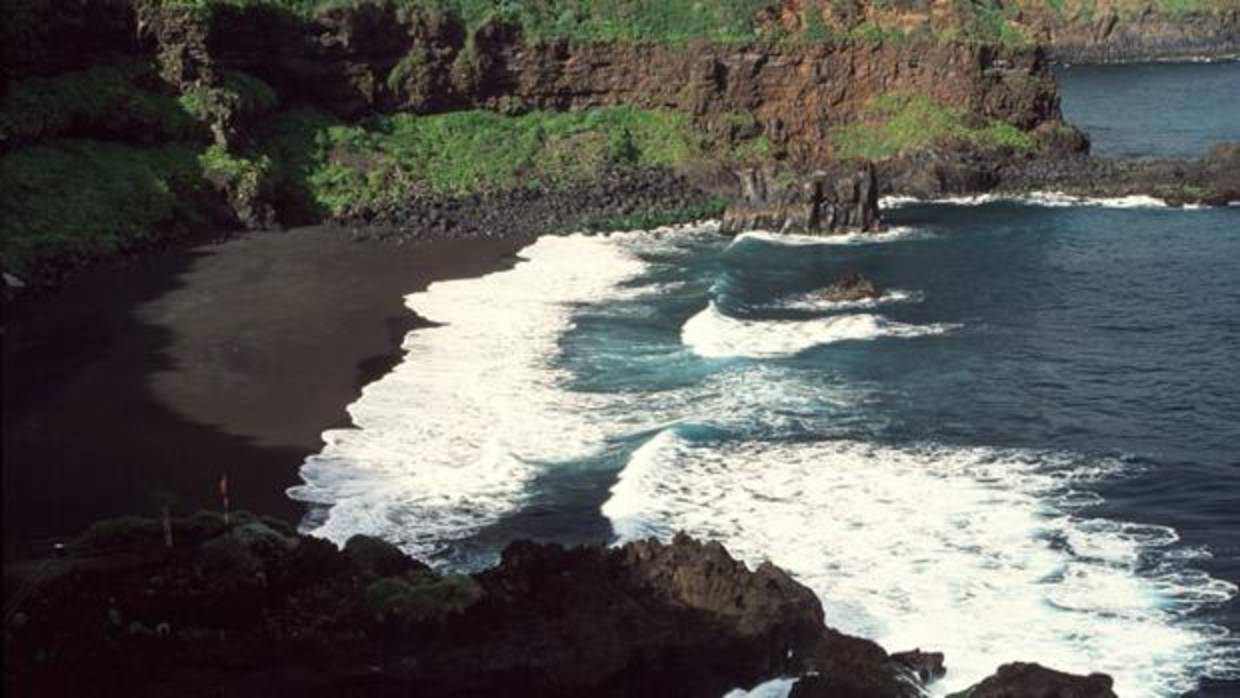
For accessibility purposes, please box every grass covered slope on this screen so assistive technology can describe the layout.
[831,94,1037,161]
[262,106,717,216]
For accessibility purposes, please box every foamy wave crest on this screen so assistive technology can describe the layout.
[603,432,1240,697]
[289,232,654,562]
[882,192,1172,208]
[681,301,951,359]
[777,289,923,312]
[728,227,928,248]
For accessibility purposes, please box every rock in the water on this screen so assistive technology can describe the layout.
[820,272,881,303]
[721,164,880,236]
[1204,141,1240,202]
[890,649,946,684]
[956,662,1117,698]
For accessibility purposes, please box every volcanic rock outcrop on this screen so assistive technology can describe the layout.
[721,164,881,235]
[2,513,1122,698]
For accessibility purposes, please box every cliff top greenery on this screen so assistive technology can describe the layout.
[157,0,1240,46]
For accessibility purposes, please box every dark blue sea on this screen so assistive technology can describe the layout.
[292,63,1240,696]
[1056,60,1240,159]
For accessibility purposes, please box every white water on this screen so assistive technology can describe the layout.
[682,301,952,360]
[731,226,929,247]
[293,224,1238,696]
[288,232,652,559]
[775,289,923,312]
[880,192,1173,209]
[603,430,1240,697]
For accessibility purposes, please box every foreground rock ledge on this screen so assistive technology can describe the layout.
[3,512,1116,697]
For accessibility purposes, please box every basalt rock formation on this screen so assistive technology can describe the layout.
[721,164,881,235]
[953,662,1118,698]
[991,140,1240,205]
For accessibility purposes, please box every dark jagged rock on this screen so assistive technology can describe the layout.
[2,517,917,698]
[990,145,1238,207]
[879,146,1003,200]
[954,662,1118,698]
[890,649,947,684]
[721,165,880,236]
[821,272,882,303]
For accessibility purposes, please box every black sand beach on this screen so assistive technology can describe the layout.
[2,227,530,554]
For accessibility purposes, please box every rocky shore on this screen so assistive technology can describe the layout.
[2,514,1118,698]
[334,167,727,244]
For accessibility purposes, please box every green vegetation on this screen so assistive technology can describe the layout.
[951,0,1034,47]
[0,140,205,276]
[831,93,1037,161]
[199,144,273,201]
[262,105,710,215]
[160,0,777,42]
[0,64,196,146]
[178,70,278,123]
[364,573,482,628]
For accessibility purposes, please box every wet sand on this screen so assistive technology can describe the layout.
[2,226,530,554]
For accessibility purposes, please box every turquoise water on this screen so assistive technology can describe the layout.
[292,63,1240,696]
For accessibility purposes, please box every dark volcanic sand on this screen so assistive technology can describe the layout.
[2,227,530,554]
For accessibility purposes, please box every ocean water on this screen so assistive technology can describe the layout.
[1055,60,1240,159]
[291,64,1240,696]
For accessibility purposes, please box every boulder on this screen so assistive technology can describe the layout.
[820,272,881,303]
[721,164,880,236]
[953,662,1117,698]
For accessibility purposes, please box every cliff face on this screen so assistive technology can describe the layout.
[1012,1,1240,62]
[19,1,1065,163]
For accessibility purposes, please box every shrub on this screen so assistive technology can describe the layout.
[344,534,420,577]
[363,573,482,629]
[0,140,204,275]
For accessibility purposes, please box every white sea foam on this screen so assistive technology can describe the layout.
[603,432,1240,697]
[730,227,927,248]
[880,191,1172,208]
[682,301,951,360]
[722,678,796,698]
[289,232,655,561]
[776,289,923,312]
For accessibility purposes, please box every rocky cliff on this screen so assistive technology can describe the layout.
[11,0,1067,161]
[2,513,1118,697]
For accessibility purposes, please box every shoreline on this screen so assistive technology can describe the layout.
[1,226,531,555]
